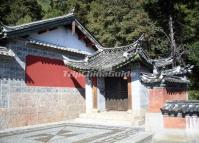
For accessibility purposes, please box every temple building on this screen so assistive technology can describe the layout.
[0,12,194,130]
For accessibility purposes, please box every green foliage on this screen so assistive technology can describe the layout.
[189,42,199,67]
[37,0,51,12]
[145,0,199,99]
[189,90,199,100]
[86,0,153,46]
[0,0,42,25]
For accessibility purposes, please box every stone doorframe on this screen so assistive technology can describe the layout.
[85,76,133,113]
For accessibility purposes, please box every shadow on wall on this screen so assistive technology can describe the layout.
[0,57,25,81]
[166,83,187,94]
[70,74,85,99]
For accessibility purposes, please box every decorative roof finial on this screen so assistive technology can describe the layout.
[69,7,75,15]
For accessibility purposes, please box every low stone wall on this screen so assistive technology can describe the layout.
[0,87,85,130]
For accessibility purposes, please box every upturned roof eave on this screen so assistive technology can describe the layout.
[64,52,154,74]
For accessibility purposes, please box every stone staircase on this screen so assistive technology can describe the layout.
[74,111,145,127]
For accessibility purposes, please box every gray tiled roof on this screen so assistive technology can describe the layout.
[4,14,73,31]
[164,76,190,84]
[63,35,151,72]
[161,101,199,117]
[0,13,73,37]
[28,38,92,56]
[0,13,101,49]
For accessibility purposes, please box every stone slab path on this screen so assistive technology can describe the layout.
[0,122,152,143]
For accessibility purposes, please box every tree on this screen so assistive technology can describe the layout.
[145,0,199,99]
[85,0,168,58]
[0,0,43,25]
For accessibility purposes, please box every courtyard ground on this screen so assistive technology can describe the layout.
[0,121,152,143]
[0,121,199,143]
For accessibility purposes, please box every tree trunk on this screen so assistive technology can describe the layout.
[169,16,177,67]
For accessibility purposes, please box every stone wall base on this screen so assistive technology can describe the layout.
[0,88,85,130]
[145,113,163,132]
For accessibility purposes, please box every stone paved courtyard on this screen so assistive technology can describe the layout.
[0,123,152,143]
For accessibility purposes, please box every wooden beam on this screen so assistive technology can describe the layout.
[38,29,48,34]
[92,77,97,109]
[127,75,132,110]
[72,21,76,35]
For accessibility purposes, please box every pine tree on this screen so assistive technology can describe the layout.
[0,0,43,25]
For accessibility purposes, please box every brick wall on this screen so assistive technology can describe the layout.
[147,87,188,129]
[163,116,186,128]
[148,87,187,112]
[0,39,86,130]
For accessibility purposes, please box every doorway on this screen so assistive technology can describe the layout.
[105,77,128,111]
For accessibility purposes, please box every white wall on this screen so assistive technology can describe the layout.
[30,26,96,54]
[85,77,93,113]
[97,77,106,112]
[131,64,149,115]
[145,113,164,132]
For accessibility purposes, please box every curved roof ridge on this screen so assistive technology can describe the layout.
[86,34,144,60]
[2,13,74,31]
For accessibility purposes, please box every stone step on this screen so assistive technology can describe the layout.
[74,118,145,127]
[79,111,144,121]
[75,111,145,127]
[79,114,134,121]
[74,118,135,127]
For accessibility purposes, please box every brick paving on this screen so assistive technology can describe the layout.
[0,123,152,143]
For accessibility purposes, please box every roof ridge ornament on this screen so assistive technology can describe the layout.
[138,33,145,41]
[140,64,193,84]
[0,22,9,38]
[0,46,15,57]
[69,7,75,15]
[84,56,89,62]
[123,52,129,58]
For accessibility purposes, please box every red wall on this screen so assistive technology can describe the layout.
[148,88,187,112]
[26,55,85,88]
[163,116,186,128]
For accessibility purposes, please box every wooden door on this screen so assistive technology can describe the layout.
[105,77,128,111]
